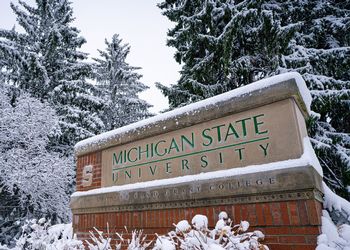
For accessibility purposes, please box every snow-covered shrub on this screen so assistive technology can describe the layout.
[87,226,113,250]
[4,219,84,250]
[87,225,152,250]
[86,212,269,250]
[0,84,74,246]
[175,220,191,234]
[191,214,208,232]
[161,216,268,250]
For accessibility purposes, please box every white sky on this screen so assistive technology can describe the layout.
[0,0,180,113]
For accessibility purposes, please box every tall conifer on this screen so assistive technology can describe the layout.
[0,0,104,150]
[159,0,350,197]
[93,34,152,130]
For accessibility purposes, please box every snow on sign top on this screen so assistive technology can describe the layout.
[75,72,311,156]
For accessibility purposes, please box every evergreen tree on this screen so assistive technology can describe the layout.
[276,0,350,197]
[159,0,350,197]
[157,0,293,108]
[0,0,104,151]
[93,34,152,130]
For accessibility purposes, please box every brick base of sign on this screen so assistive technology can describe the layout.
[73,199,322,250]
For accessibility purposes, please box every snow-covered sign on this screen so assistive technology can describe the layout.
[75,72,314,188]
[71,73,325,249]
[71,71,324,212]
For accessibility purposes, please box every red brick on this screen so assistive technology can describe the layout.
[116,212,121,227]
[234,204,241,223]
[305,235,318,244]
[256,204,265,225]
[151,210,156,228]
[92,214,96,229]
[83,214,88,230]
[306,200,322,225]
[268,244,292,250]
[156,210,161,227]
[122,211,126,228]
[159,210,164,228]
[241,204,248,221]
[229,205,235,222]
[279,235,306,244]
[201,206,208,216]
[179,208,185,223]
[150,210,155,228]
[132,212,138,228]
[195,207,201,217]
[170,209,175,226]
[290,226,320,235]
[270,203,282,225]
[168,209,173,225]
[293,245,317,250]
[208,207,215,227]
[297,200,309,225]
[264,235,279,243]
[175,208,180,224]
[264,226,290,235]
[184,208,190,221]
[280,202,290,225]
[109,213,116,228]
[288,201,300,225]
[165,209,170,227]
[144,211,149,228]
[262,203,273,225]
[247,204,257,226]
[213,206,220,222]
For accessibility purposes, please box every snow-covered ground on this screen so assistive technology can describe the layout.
[316,183,350,250]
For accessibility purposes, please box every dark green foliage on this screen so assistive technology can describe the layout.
[159,0,350,198]
[157,0,294,108]
[93,34,152,130]
[0,0,105,151]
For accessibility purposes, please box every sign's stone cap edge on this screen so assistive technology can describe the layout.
[75,72,311,157]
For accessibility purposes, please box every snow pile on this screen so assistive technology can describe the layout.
[75,72,311,154]
[317,211,350,250]
[316,182,350,250]
[323,182,350,222]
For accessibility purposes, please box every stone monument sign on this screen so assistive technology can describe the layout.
[71,72,323,249]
